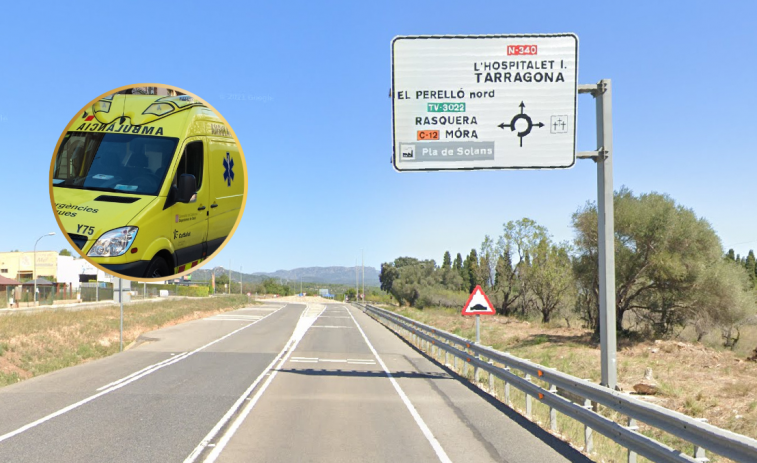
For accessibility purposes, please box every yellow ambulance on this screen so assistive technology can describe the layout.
[51,93,245,279]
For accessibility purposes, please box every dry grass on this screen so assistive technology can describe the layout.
[384,304,757,463]
[0,295,252,387]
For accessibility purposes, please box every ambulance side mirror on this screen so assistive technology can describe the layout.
[177,174,197,203]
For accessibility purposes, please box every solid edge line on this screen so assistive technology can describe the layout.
[347,305,453,463]
[0,304,286,445]
[186,304,324,463]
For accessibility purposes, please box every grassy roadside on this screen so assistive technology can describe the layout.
[383,304,757,463]
[0,295,252,387]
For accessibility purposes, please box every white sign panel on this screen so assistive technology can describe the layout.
[392,34,578,171]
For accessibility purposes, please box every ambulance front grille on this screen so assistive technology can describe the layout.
[68,234,87,250]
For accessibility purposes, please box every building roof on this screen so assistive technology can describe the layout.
[0,275,20,285]
[21,278,53,286]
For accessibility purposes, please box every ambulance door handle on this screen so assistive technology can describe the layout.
[197,206,206,211]
[211,204,219,208]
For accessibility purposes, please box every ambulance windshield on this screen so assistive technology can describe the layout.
[53,132,179,196]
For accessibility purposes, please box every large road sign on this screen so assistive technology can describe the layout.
[392,34,578,171]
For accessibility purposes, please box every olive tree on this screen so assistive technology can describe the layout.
[572,187,755,337]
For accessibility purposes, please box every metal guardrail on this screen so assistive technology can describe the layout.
[356,303,757,463]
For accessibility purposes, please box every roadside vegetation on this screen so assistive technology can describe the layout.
[377,187,757,461]
[379,187,757,354]
[0,295,250,387]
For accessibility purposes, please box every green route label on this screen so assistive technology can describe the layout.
[427,102,466,113]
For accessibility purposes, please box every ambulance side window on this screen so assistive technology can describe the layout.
[173,141,203,191]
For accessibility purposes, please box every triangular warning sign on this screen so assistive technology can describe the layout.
[462,285,495,316]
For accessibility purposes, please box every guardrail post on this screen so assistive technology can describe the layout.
[549,385,558,432]
[475,357,481,384]
[584,399,594,454]
[463,352,469,377]
[454,352,458,372]
[693,418,710,462]
[445,347,449,367]
[489,361,495,395]
[504,367,511,405]
[627,417,638,463]
[525,374,532,419]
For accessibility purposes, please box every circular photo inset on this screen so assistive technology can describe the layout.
[49,84,247,281]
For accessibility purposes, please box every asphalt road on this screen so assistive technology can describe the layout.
[0,302,591,463]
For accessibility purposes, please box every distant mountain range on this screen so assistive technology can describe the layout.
[189,266,380,286]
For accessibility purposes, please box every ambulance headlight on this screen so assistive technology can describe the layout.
[87,227,138,257]
[143,103,174,116]
[94,100,111,113]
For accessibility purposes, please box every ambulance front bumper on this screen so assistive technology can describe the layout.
[102,261,150,278]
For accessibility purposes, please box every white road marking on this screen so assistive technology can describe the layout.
[204,317,263,322]
[287,357,376,365]
[96,352,189,391]
[347,306,452,463]
[188,304,326,463]
[0,305,287,445]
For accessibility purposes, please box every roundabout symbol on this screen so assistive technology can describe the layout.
[497,101,545,147]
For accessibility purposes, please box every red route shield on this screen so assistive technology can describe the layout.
[461,285,495,316]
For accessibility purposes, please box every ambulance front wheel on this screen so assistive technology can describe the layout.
[145,256,171,278]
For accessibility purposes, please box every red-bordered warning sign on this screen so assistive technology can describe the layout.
[461,285,495,316]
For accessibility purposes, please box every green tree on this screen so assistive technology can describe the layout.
[453,253,463,272]
[478,236,495,290]
[442,251,452,270]
[726,249,736,261]
[216,274,230,286]
[489,218,548,316]
[466,249,479,293]
[527,239,575,322]
[379,262,399,294]
[492,251,519,316]
[745,250,756,286]
[572,187,750,336]
[460,254,470,288]
[59,249,72,256]
[685,260,756,348]
[379,257,439,306]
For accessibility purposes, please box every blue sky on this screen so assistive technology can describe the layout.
[1,0,756,273]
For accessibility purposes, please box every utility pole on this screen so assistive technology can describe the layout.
[355,260,358,302]
[33,232,55,304]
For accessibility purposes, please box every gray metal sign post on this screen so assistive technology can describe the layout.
[119,278,124,352]
[577,80,616,390]
[474,314,481,382]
